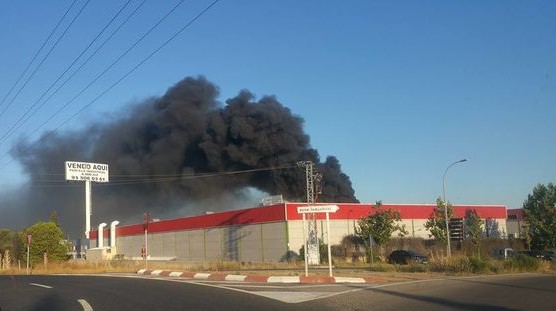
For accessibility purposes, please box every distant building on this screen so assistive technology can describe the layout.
[88,202,507,262]
[506,208,525,238]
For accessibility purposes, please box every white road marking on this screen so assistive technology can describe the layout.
[29,283,52,289]
[224,274,247,282]
[78,299,93,311]
[267,276,300,283]
[165,279,372,304]
[217,283,350,289]
[194,273,211,280]
[251,291,338,303]
[169,271,183,277]
[333,277,366,283]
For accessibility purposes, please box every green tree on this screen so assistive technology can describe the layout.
[23,222,68,266]
[522,223,532,251]
[0,229,24,266]
[425,197,454,245]
[356,201,407,258]
[49,211,59,227]
[523,183,556,250]
[465,209,484,258]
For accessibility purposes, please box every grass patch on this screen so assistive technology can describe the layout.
[1,255,553,276]
[503,254,543,272]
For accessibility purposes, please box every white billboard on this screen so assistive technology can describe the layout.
[65,161,109,183]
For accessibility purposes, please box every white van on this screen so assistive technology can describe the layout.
[493,248,515,260]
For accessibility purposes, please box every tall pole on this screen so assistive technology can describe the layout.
[26,244,30,275]
[144,227,148,269]
[326,212,332,277]
[26,235,31,275]
[85,181,91,239]
[302,213,308,276]
[442,158,467,258]
[143,212,150,270]
[297,161,320,265]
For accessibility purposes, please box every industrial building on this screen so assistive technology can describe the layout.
[88,202,507,262]
[506,208,525,238]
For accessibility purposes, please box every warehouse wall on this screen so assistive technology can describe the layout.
[287,219,358,254]
[287,218,509,253]
[108,221,289,262]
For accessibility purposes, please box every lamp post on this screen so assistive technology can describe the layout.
[442,158,467,258]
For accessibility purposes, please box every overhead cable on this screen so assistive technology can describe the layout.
[0,0,92,120]
[0,0,221,170]
[0,0,137,143]
[0,0,79,116]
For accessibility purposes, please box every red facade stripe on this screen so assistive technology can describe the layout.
[284,203,507,220]
[92,204,286,238]
[89,202,507,239]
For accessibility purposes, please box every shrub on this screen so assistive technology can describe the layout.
[504,254,540,272]
[468,257,489,273]
[428,256,491,274]
[369,262,397,272]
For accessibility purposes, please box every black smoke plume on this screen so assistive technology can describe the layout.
[9,76,358,236]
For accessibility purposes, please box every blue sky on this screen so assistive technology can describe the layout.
[0,0,554,210]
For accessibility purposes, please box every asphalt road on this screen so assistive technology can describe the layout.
[0,273,554,311]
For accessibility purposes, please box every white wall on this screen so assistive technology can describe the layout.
[287,217,509,253]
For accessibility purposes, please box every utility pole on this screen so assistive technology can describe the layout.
[143,212,150,270]
[297,161,322,266]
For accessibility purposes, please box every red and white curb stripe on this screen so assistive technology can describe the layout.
[137,269,375,284]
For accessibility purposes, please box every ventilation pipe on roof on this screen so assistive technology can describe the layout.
[110,221,119,248]
[98,223,107,248]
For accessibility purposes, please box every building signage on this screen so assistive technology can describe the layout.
[65,161,109,183]
[297,205,339,214]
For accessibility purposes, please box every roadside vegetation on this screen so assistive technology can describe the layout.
[1,183,555,276]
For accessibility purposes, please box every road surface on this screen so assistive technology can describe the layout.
[0,273,554,310]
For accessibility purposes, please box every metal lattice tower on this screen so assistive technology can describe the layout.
[297,161,321,264]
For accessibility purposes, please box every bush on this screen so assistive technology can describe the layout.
[468,257,489,273]
[504,254,540,272]
[368,262,397,272]
[428,256,491,274]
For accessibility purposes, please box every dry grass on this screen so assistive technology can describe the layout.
[0,259,306,276]
[1,257,554,277]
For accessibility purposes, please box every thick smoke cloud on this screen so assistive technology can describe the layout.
[9,76,358,236]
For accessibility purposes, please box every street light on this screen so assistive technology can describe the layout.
[442,158,467,258]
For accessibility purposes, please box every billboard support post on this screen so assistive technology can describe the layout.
[65,161,109,240]
[297,205,339,277]
[85,181,91,239]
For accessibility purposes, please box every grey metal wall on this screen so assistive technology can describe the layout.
[113,221,288,262]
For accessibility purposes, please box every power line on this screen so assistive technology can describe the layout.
[55,0,221,132]
[0,0,91,120]
[0,3,148,145]
[0,0,79,116]
[0,0,220,170]
[9,0,188,143]
[27,164,297,188]
[0,0,148,147]
[0,0,137,144]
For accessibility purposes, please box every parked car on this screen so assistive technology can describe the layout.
[388,250,428,265]
[543,250,556,261]
[517,250,544,259]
